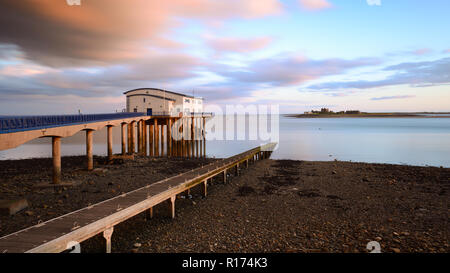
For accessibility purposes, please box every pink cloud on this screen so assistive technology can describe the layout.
[0,63,54,76]
[299,0,332,11]
[412,48,432,55]
[0,0,283,67]
[207,37,273,53]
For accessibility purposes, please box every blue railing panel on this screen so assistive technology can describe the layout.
[0,113,146,134]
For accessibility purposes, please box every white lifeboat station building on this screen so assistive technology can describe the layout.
[124,88,203,116]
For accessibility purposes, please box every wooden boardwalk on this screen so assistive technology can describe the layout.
[0,143,276,253]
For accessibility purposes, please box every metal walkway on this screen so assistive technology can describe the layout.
[0,143,276,253]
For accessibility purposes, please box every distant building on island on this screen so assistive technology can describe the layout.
[124,88,203,115]
[306,108,362,115]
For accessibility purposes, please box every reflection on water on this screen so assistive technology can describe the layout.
[1,116,450,167]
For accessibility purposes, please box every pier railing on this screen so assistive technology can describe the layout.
[0,113,146,134]
[149,111,213,117]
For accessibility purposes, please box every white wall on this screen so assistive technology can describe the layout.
[125,89,203,114]
[126,95,173,113]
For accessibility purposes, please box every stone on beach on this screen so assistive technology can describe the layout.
[0,199,29,216]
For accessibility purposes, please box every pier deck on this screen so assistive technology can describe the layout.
[0,143,276,253]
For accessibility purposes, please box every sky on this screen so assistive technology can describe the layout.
[0,0,449,115]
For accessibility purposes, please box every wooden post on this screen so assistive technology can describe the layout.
[145,207,153,220]
[107,125,113,161]
[86,130,93,171]
[52,136,61,184]
[235,163,239,176]
[202,180,207,197]
[121,123,126,155]
[154,119,159,156]
[103,227,114,253]
[169,196,175,219]
[245,159,249,168]
[149,123,154,157]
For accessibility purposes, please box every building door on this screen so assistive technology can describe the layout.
[147,108,152,116]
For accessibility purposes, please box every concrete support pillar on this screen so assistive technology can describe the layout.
[187,118,191,158]
[86,130,94,171]
[167,119,172,157]
[195,118,199,158]
[177,121,182,157]
[179,119,183,157]
[149,123,154,157]
[121,123,126,155]
[235,163,239,176]
[154,119,159,156]
[130,121,136,154]
[107,125,113,161]
[202,117,206,158]
[185,118,189,158]
[127,123,132,154]
[52,136,61,184]
[161,124,166,156]
[245,159,249,168]
[137,120,141,154]
[223,169,227,183]
[139,120,144,155]
[181,119,185,157]
[103,227,114,253]
[190,117,195,157]
[143,121,147,156]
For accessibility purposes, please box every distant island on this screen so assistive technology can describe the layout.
[286,108,450,118]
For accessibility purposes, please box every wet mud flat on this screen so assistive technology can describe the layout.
[80,159,449,253]
[1,156,448,253]
[0,155,216,237]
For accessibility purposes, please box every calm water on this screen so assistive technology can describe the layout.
[1,116,450,167]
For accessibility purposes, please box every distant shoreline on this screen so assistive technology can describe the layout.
[285,113,450,118]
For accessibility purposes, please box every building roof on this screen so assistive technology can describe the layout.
[124,88,203,99]
[126,93,176,101]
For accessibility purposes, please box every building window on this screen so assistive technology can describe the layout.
[134,108,138,112]
[143,98,146,103]
[185,98,190,103]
